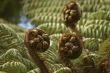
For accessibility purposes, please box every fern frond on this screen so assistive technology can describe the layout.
[0,23,23,53]
[82,11,110,21]
[43,34,64,63]
[38,23,68,35]
[0,22,28,58]
[51,64,64,72]
[54,67,71,73]
[77,19,110,39]
[31,13,63,25]
[27,68,40,73]
[44,48,58,64]
[50,33,62,41]
[23,0,110,28]
[8,24,25,33]
[97,39,110,58]
[79,0,110,12]
[89,11,110,20]
[0,61,27,73]
[0,49,35,70]
[44,61,65,72]
[84,39,100,52]
[43,40,59,64]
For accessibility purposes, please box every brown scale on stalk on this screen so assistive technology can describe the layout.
[63,0,82,29]
[58,32,83,73]
[82,55,97,73]
[25,28,50,73]
[97,44,110,73]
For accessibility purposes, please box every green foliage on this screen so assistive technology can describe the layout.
[84,39,100,52]
[27,68,40,73]
[0,61,27,73]
[0,22,36,73]
[54,67,71,73]
[0,23,22,54]
[77,19,110,39]
[0,22,29,57]
[38,23,68,35]
[0,0,110,73]
[98,39,110,58]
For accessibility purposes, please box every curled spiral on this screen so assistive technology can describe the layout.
[25,28,50,52]
[82,56,96,73]
[97,58,110,73]
[59,32,83,59]
[63,1,82,28]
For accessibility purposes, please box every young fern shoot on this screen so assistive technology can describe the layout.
[63,0,82,29]
[58,32,83,73]
[63,0,82,39]
[82,55,97,73]
[25,28,50,73]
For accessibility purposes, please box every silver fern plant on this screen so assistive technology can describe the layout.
[0,0,110,73]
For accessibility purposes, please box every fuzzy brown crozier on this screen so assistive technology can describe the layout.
[59,32,83,59]
[25,28,50,73]
[82,56,97,73]
[25,28,50,52]
[59,32,83,73]
[63,1,82,29]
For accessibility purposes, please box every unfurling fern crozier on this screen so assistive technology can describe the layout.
[25,28,50,52]
[59,32,83,59]
[58,32,83,73]
[63,1,82,29]
[82,56,96,73]
[25,28,50,73]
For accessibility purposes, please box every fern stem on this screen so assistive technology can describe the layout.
[69,27,82,39]
[25,28,50,73]
[28,48,50,73]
